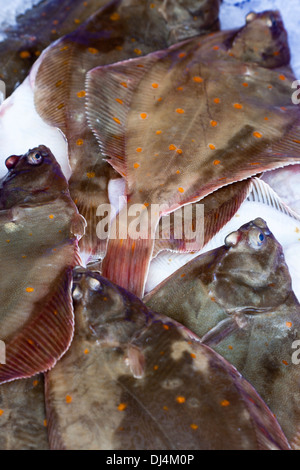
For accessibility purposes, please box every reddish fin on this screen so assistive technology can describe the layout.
[0,268,74,384]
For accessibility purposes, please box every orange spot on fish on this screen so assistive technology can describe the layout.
[120,82,128,88]
[150,3,155,7]
[286,322,292,328]
[88,47,98,54]
[0,410,4,416]
[214,98,220,104]
[228,345,233,350]
[176,149,183,155]
[76,139,84,146]
[282,360,288,366]
[214,160,220,165]
[176,170,180,174]
[177,86,183,91]
[49,215,54,219]
[264,117,269,121]
[279,74,286,81]
[115,45,123,51]
[74,19,81,24]
[77,90,86,98]
[134,48,142,55]
[113,117,121,124]
[190,423,198,430]
[60,46,69,51]
[136,147,142,152]
[86,172,96,179]
[156,130,162,135]
[163,325,170,330]
[55,80,63,87]
[43,420,47,427]
[6,240,10,243]
[140,113,148,119]
[242,82,249,87]
[57,103,64,110]
[176,108,185,114]
[280,107,287,111]
[213,45,219,50]
[178,187,185,193]
[26,287,34,293]
[110,12,120,20]
[66,395,72,404]
[152,83,159,88]
[178,52,186,58]
[234,103,243,109]
[221,400,230,407]
[28,339,34,345]
[153,365,159,370]
[134,163,140,169]
[19,51,31,59]
[176,396,186,404]
[157,97,162,102]
[163,406,169,411]
[209,144,216,150]
[253,131,262,138]
[193,76,203,83]
[169,144,176,151]
[190,353,196,359]
[118,403,127,411]
[115,98,123,105]
[210,120,217,127]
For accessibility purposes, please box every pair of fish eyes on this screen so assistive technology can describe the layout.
[27,153,43,165]
[225,229,265,248]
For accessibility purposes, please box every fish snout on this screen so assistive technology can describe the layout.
[5,155,21,170]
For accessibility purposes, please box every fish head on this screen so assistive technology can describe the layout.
[0,145,69,209]
[229,10,290,67]
[72,268,148,343]
[213,218,293,311]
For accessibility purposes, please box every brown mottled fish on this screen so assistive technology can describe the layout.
[0,145,86,384]
[86,10,300,297]
[44,268,290,450]
[33,0,222,257]
[0,375,48,450]
[0,0,110,96]
[145,218,300,448]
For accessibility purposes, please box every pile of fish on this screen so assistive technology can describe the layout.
[0,0,300,450]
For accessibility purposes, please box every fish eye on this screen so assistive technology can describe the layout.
[27,152,43,165]
[249,228,265,248]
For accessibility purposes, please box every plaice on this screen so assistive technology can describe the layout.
[0,145,86,384]
[33,0,222,258]
[86,10,300,298]
[44,268,290,450]
[145,218,300,447]
[0,0,110,97]
[0,375,48,450]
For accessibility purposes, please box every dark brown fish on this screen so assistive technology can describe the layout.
[44,268,290,450]
[33,0,222,257]
[145,218,300,448]
[0,375,48,450]
[86,10,300,297]
[0,145,86,384]
[0,0,110,96]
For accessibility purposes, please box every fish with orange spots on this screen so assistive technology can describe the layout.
[44,268,290,450]
[145,218,300,448]
[0,375,48,449]
[0,145,86,384]
[86,10,300,297]
[0,0,111,97]
[33,0,223,258]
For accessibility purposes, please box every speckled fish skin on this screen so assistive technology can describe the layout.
[0,0,110,96]
[145,218,300,447]
[33,0,222,258]
[0,145,86,384]
[44,268,290,450]
[86,10,300,297]
[0,375,48,450]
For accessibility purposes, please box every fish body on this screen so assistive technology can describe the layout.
[0,375,48,450]
[45,268,290,450]
[145,218,300,447]
[0,146,86,384]
[87,10,300,297]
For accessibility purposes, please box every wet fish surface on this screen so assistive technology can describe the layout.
[0,145,86,384]
[87,10,300,297]
[45,268,290,450]
[145,218,300,447]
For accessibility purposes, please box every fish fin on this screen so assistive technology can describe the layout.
[153,179,252,256]
[200,317,242,347]
[248,177,300,220]
[127,344,145,379]
[101,207,158,298]
[85,57,157,177]
[44,372,66,451]
[290,428,300,450]
[0,269,74,384]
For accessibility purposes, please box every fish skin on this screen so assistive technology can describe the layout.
[0,0,111,97]
[86,10,300,297]
[33,0,223,258]
[0,145,86,384]
[0,375,48,450]
[44,268,290,450]
[145,218,300,447]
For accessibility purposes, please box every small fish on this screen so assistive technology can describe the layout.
[0,375,48,450]
[0,0,110,96]
[0,145,86,384]
[33,0,223,258]
[145,218,300,447]
[45,268,290,450]
[86,10,300,297]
